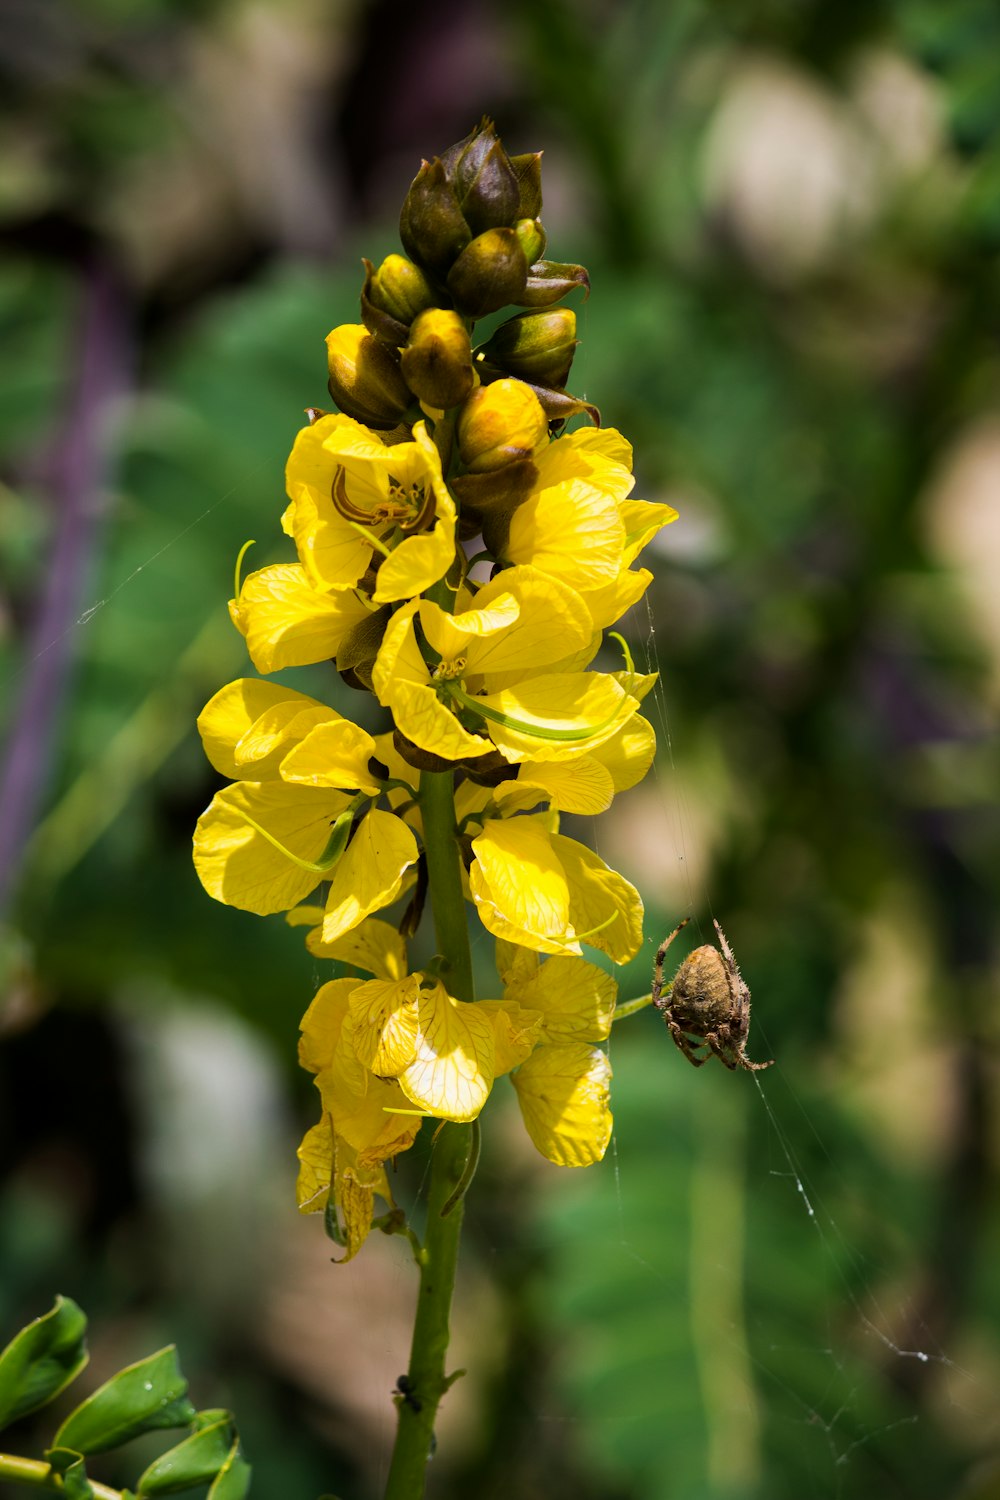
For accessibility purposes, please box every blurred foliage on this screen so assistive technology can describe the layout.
[2,1,999,1498]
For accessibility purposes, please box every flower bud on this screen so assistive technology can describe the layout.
[509,151,543,219]
[518,260,591,308]
[479,309,577,389]
[326,324,412,429]
[399,158,472,278]
[456,378,547,472]
[439,118,520,237]
[447,229,528,318]
[400,309,475,410]
[514,217,546,266]
[361,255,435,345]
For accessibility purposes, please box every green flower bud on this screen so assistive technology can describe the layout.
[400,309,475,410]
[509,151,543,219]
[361,255,436,345]
[326,324,412,429]
[518,260,591,308]
[514,217,546,266]
[399,158,472,278]
[447,228,528,318]
[439,118,520,237]
[479,309,577,389]
[456,378,548,472]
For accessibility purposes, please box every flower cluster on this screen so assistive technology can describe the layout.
[193,120,676,1259]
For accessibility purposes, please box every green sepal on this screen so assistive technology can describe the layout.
[0,1295,89,1430]
[136,1410,237,1494]
[52,1345,196,1456]
[207,1443,251,1500]
[45,1447,95,1499]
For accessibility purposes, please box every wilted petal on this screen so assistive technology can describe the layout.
[306,916,408,979]
[503,954,616,1043]
[349,974,421,1076]
[475,998,543,1075]
[398,981,495,1122]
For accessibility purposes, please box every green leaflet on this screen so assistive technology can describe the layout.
[52,1345,196,1456]
[0,1295,89,1430]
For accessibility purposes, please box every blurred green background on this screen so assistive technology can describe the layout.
[2,1,999,1496]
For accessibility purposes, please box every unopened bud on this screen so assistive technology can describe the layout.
[400,309,475,409]
[439,118,520,236]
[479,309,577,389]
[362,255,435,345]
[509,152,543,219]
[518,260,590,308]
[399,158,472,278]
[447,229,528,318]
[326,324,411,429]
[514,217,546,266]
[456,378,547,472]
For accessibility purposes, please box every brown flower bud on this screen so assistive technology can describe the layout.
[361,255,436,345]
[440,118,520,236]
[399,158,472,278]
[509,151,543,219]
[326,324,411,428]
[447,228,528,318]
[479,309,577,389]
[518,260,591,308]
[456,378,547,472]
[400,309,475,410]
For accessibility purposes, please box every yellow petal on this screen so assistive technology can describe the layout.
[621,498,678,565]
[504,954,616,1043]
[495,939,539,988]
[470,816,573,955]
[371,427,457,603]
[349,974,421,1076]
[479,672,638,763]
[234,702,336,775]
[279,718,381,794]
[506,478,625,593]
[197,678,309,778]
[296,1118,337,1212]
[497,758,615,815]
[589,714,656,793]
[322,809,419,943]
[306,915,408,979]
[512,1043,613,1167]
[418,592,521,662]
[233,563,375,672]
[398,981,496,1122]
[463,567,592,677]
[475,998,543,1075]
[551,831,644,964]
[284,415,374,591]
[193,781,349,914]
[296,1119,396,1262]
[299,978,357,1074]
[580,567,652,630]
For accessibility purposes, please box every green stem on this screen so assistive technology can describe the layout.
[0,1454,122,1499]
[383,768,475,1500]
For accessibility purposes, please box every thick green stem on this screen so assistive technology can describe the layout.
[383,768,475,1500]
[0,1454,121,1498]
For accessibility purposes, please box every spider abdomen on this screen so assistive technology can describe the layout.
[669,947,744,1033]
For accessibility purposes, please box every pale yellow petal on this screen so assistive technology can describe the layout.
[397,982,495,1121]
[495,939,540,988]
[419,593,520,661]
[322,809,419,942]
[504,954,616,1043]
[589,714,656,793]
[299,978,356,1073]
[464,567,592,677]
[386,679,494,760]
[475,998,543,1075]
[512,1043,613,1167]
[470,817,572,952]
[349,975,421,1076]
[306,915,408,979]
[581,567,652,629]
[193,781,349,914]
[620,498,678,565]
[496,757,615,815]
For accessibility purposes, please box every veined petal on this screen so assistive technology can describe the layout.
[322,808,419,943]
[296,1119,397,1262]
[397,981,495,1122]
[503,954,616,1043]
[497,757,615,815]
[533,428,634,500]
[512,1043,613,1167]
[197,678,312,779]
[506,478,624,593]
[306,916,408,979]
[470,816,574,955]
[552,831,644,964]
[279,718,382,794]
[232,563,375,672]
[316,1061,422,1164]
[235,702,337,775]
[284,415,374,591]
[589,714,656,793]
[388,678,494,760]
[372,600,428,700]
[621,498,678,565]
[495,939,540,988]
[371,428,457,603]
[475,998,543,1075]
[478,672,638,763]
[580,567,652,630]
[419,593,520,662]
[193,781,349,914]
[349,974,421,1076]
[463,567,592,677]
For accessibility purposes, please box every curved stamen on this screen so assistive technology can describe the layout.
[443,682,631,743]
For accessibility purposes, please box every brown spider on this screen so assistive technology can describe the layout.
[651,917,773,1072]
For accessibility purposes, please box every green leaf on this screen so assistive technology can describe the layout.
[136,1412,236,1494]
[46,1448,94,1499]
[0,1295,89,1430]
[52,1345,196,1456]
[207,1443,251,1500]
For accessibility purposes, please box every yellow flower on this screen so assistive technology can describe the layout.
[230,563,377,673]
[469,814,643,962]
[283,415,456,604]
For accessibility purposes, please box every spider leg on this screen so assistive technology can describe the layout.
[713,919,739,973]
[705,1030,739,1071]
[651,916,691,1009]
[668,1021,709,1068]
[738,1050,774,1072]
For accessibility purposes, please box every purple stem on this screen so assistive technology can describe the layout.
[0,259,132,916]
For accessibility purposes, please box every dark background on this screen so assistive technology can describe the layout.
[1,1,999,1496]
